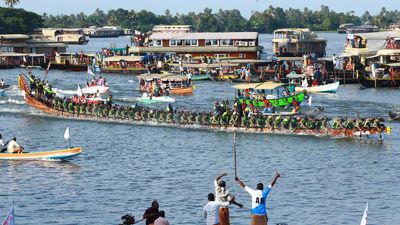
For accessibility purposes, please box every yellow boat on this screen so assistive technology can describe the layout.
[0,147,82,160]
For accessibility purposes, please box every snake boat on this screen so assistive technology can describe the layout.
[17,75,388,139]
[0,147,82,160]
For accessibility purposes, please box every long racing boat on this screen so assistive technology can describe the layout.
[18,75,388,139]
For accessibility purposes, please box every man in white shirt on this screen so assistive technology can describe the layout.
[154,211,169,225]
[235,171,280,225]
[203,193,231,225]
[7,137,23,154]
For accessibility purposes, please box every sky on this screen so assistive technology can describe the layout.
[2,0,400,18]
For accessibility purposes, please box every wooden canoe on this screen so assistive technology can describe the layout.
[0,147,82,160]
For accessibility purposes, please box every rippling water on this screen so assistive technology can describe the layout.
[1,33,400,225]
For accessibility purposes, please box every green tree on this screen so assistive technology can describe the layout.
[0,7,42,33]
[4,0,19,8]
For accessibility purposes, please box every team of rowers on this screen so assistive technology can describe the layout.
[25,84,386,134]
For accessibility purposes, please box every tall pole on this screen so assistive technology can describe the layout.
[233,132,237,178]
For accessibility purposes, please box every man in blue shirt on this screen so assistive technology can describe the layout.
[235,171,280,225]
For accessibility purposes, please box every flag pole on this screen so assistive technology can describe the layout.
[233,132,237,178]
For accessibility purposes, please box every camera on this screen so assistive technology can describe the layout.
[120,214,135,225]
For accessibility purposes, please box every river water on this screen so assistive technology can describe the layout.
[1,33,400,225]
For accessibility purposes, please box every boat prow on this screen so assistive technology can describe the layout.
[0,147,83,160]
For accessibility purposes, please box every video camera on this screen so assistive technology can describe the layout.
[120,214,135,225]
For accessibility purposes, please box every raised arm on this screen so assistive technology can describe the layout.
[235,176,246,189]
[215,172,228,181]
[270,171,281,187]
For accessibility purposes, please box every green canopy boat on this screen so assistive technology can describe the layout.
[232,82,307,108]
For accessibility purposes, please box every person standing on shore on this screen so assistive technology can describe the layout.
[215,172,243,225]
[203,193,234,225]
[154,210,169,225]
[235,171,281,225]
[143,200,161,225]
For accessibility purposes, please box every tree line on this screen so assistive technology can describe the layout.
[1,5,400,34]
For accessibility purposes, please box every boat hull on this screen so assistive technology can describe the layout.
[358,77,400,88]
[81,85,109,94]
[170,87,193,95]
[136,96,175,103]
[191,74,211,81]
[41,62,88,72]
[238,92,306,108]
[295,81,340,93]
[0,147,82,160]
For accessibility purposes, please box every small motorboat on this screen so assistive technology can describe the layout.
[81,85,109,94]
[295,81,340,93]
[388,111,400,121]
[0,147,82,160]
[136,93,175,104]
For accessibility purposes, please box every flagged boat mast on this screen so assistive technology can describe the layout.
[64,127,71,148]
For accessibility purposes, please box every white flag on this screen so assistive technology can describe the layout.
[64,127,70,140]
[308,95,313,106]
[87,66,95,77]
[360,202,368,225]
[77,85,83,97]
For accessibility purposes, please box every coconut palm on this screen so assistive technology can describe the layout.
[4,0,19,7]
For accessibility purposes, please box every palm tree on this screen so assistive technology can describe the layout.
[4,0,19,8]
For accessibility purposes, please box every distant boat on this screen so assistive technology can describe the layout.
[295,81,340,93]
[136,93,175,103]
[0,147,82,160]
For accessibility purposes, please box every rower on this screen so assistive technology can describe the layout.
[7,137,24,154]
[0,134,7,152]
[0,78,4,87]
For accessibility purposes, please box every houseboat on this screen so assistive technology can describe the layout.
[341,31,400,65]
[272,28,327,57]
[137,73,193,95]
[0,34,64,68]
[357,38,400,88]
[338,23,379,34]
[41,53,95,71]
[87,26,123,38]
[129,31,263,60]
[338,23,355,34]
[40,28,88,45]
[101,56,146,74]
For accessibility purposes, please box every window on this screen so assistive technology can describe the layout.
[170,39,182,46]
[206,39,219,46]
[190,40,198,46]
[214,54,226,58]
[220,39,232,46]
[170,39,177,46]
[239,54,246,58]
[184,40,191,46]
[152,40,162,46]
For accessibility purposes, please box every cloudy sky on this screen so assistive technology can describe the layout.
[3,0,399,17]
